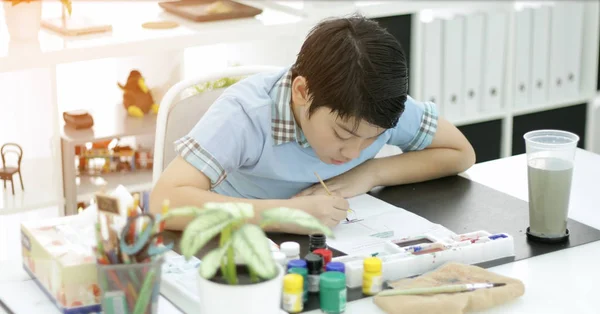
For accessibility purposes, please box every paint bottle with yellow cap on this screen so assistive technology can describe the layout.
[362,257,383,295]
[282,273,304,313]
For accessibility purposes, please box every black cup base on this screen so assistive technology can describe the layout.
[526,227,569,243]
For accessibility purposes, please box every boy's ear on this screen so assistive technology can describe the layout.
[291,76,310,106]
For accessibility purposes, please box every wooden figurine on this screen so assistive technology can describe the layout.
[135,148,153,170]
[117,70,158,118]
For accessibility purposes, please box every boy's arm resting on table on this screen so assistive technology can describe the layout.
[150,156,346,234]
[150,156,284,231]
[296,99,475,198]
[368,117,476,187]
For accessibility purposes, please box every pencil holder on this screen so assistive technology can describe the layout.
[96,257,164,314]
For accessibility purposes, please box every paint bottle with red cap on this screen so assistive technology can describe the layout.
[313,248,332,269]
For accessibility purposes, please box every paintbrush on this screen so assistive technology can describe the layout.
[313,171,352,222]
[377,282,506,297]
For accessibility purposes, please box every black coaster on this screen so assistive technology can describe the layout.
[526,227,570,243]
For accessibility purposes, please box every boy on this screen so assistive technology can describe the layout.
[150,15,475,233]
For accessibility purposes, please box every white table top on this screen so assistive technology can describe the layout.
[2,148,600,313]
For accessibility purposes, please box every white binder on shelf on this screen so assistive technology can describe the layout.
[482,11,508,114]
[530,5,551,106]
[421,18,444,116]
[463,13,484,117]
[442,15,465,121]
[563,2,584,99]
[548,2,567,102]
[513,7,533,108]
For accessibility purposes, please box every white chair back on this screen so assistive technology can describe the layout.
[152,65,281,185]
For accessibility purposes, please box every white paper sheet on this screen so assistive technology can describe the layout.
[327,194,455,255]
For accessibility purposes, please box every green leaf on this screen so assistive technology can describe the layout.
[204,202,254,219]
[162,206,205,220]
[261,207,334,237]
[199,240,232,279]
[180,209,235,259]
[232,225,277,279]
[192,77,241,94]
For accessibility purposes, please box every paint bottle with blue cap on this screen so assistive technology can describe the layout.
[287,259,307,271]
[325,262,345,274]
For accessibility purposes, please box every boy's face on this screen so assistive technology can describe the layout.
[291,77,384,165]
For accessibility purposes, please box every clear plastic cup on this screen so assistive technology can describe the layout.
[524,130,579,242]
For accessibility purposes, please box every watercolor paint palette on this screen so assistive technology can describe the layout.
[331,230,515,288]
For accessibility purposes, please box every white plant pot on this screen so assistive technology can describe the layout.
[196,264,285,314]
[3,1,42,41]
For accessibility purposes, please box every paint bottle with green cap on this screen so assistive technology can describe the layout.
[288,267,308,303]
[319,271,347,314]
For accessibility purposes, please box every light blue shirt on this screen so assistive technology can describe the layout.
[174,66,438,199]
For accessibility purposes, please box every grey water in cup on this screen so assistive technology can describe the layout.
[524,130,579,240]
[527,157,573,238]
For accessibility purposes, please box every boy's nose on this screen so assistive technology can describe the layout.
[340,145,361,160]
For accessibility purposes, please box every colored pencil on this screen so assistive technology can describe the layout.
[93,191,171,313]
[133,269,157,314]
[156,200,169,245]
[127,203,136,244]
[133,193,140,213]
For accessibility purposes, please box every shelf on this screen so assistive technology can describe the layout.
[0,1,308,73]
[447,94,594,126]
[355,1,516,19]
[60,104,157,145]
[76,169,153,203]
[511,94,593,116]
[0,157,60,215]
[0,1,521,73]
[452,112,506,126]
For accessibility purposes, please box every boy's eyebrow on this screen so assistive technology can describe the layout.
[336,122,384,139]
[337,123,361,137]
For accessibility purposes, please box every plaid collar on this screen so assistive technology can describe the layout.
[271,70,310,147]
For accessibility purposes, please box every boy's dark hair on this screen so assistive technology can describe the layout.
[292,15,408,130]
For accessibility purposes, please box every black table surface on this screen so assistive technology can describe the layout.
[166,175,600,313]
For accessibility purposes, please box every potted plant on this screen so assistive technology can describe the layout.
[163,202,333,314]
[3,0,71,41]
